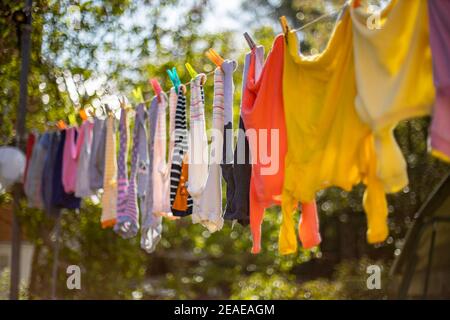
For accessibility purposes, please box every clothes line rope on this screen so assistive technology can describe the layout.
[142,70,216,104]
[292,6,344,33]
[139,3,347,104]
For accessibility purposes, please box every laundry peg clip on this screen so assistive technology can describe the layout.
[279,16,290,43]
[149,78,162,102]
[79,108,88,121]
[56,120,67,130]
[243,32,256,50]
[353,0,362,8]
[132,87,145,103]
[68,113,77,126]
[185,63,198,80]
[118,96,128,110]
[205,48,224,69]
[167,67,183,94]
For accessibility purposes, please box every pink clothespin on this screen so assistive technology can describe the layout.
[150,78,162,102]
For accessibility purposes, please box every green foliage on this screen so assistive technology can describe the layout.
[231,257,388,300]
[0,268,29,300]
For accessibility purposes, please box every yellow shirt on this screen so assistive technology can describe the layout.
[282,5,388,250]
[350,0,434,192]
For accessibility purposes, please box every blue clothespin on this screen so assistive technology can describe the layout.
[167,67,181,94]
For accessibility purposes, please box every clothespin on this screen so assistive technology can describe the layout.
[185,63,198,80]
[79,108,88,121]
[167,67,182,94]
[279,16,290,43]
[56,120,67,130]
[104,104,112,116]
[205,49,224,69]
[132,87,144,104]
[243,32,256,50]
[118,96,129,111]
[68,113,77,126]
[149,78,162,102]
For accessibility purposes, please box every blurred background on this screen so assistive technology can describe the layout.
[0,0,449,299]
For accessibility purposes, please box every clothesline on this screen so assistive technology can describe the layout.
[140,4,346,104]
[292,6,343,33]
[142,69,216,104]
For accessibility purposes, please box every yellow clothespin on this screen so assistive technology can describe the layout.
[68,113,77,126]
[279,16,290,43]
[132,87,144,103]
[205,48,224,69]
[185,63,198,79]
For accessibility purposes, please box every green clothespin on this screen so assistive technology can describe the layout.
[185,63,198,80]
[68,113,77,126]
[167,67,181,94]
[132,87,144,103]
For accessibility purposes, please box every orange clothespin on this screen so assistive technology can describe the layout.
[79,108,88,121]
[353,0,362,8]
[56,120,67,130]
[205,48,224,68]
[149,78,162,102]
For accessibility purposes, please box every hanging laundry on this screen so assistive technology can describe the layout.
[101,115,118,228]
[114,108,131,238]
[88,117,106,191]
[136,104,150,199]
[147,88,178,221]
[224,47,262,225]
[62,126,81,193]
[241,34,292,254]
[75,120,94,198]
[170,87,194,217]
[191,71,224,232]
[41,132,62,217]
[115,105,146,239]
[220,59,238,225]
[0,146,25,191]
[350,0,434,192]
[152,93,173,216]
[52,129,81,210]
[24,134,47,208]
[188,74,209,206]
[282,5,387,252]
[141,97,163,253]
[427,0,450,161]
[23,132,36,185]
